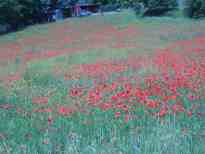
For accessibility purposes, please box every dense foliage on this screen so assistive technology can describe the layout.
[0,0,43,29]
[184,0,205,18]
[142,0,177,16]
[93,0,142,7]
[93,0,177,16]
[0,0,205,34]
[144,0,177,9]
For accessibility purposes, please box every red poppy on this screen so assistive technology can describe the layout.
[156,108,168,117]
[87,90,102,105]
[58,106,73,116]
[146,100,159,109]
[187,110,193,117]
[135,89,148,101]
[124,83,132,91]
[171,104,185,113]
[110,82,118,91]
[98,102,113,111]
[163,95,177,102]
[115,111,121,119]
[116,91,131,99]
[169,85,177,93]
[32,96,49,105]
[33,107,52,113]
[48,116,53,125]
[115,102,130,112]
[5,73,21,82]
[124,114,130,123]
[111,95,118,101]
[0,103,13,110]
[69,88,83,97]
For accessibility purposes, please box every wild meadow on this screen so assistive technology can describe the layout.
[0,10,205,154]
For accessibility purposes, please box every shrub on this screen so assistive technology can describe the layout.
[146,0,177,9]
[100,4,121,12]
[0,0,43,30]
[142,0,178,16]
[184,0,205,18]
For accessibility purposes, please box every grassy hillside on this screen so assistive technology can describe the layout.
[0,10,205,154]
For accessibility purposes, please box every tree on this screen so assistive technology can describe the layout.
[133,0,177,16]
[0,0,43,30]
[184,0,205,18]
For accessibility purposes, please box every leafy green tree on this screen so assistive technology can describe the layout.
[184,0,205,18]
[0,0,42,30]
[138,0,177,16]
[93,0,114,5]
[145,0,177,9]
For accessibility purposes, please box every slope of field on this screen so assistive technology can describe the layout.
[0,10,205,154]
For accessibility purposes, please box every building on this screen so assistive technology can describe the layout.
[41,0,100,21]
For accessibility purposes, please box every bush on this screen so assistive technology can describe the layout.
[0,0,43,30]
[100,4,121,12]
[146,0,177,9]
[142,0,177,16]
[93,0,142,8]
[184,0,205,18]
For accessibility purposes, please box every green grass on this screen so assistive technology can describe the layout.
[0,10,205,154]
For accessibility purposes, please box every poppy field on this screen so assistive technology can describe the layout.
[0,10,205,153]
